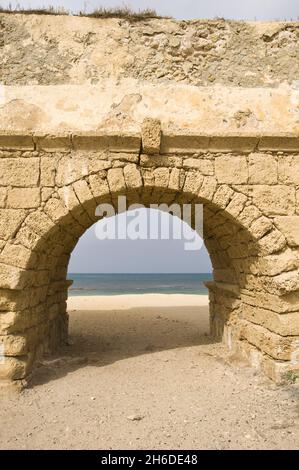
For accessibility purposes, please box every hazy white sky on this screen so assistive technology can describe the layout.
[1,0,298,20]
[69,209,212,273]
[5,1,295,272]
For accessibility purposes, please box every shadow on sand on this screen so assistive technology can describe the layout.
[27,305,220,387]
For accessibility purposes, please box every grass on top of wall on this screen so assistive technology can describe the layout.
[0,5,169,21]
[79,7,163,20]
[0,5,68,15]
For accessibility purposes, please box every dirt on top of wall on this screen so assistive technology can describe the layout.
[0,13,299,87]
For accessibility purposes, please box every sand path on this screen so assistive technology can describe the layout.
[0,295,298,449]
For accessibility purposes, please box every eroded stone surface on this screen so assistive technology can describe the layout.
[1,14,299,88]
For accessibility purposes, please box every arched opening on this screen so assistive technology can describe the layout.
[0,157,297,385]
[62,208,213,375]
[0,185,254,373]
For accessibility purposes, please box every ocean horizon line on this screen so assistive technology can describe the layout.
[68,272,212,275]
[67,272,212,296]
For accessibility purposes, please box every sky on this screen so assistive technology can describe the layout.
[4,1,296,273]
[69,209,212,273]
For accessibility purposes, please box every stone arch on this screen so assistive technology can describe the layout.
[1,149,298,385]
[0,79,299,385]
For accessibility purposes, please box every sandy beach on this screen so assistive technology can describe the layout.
[0,294,298,450]
[67,293,208,310]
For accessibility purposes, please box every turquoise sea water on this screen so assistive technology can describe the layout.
[68,273,212,296]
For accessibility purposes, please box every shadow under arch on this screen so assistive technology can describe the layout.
[27,304,215,387]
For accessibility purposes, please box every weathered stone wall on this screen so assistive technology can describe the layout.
[1,14,299,87]
[0,127,298,385]
[0,13,298,386]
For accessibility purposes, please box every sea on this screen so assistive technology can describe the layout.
[67,273,212,296]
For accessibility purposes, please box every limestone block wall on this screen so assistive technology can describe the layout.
[0,129,298,385]
[0,13,299,386]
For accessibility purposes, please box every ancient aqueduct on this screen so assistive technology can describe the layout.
[0,13,299,386]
